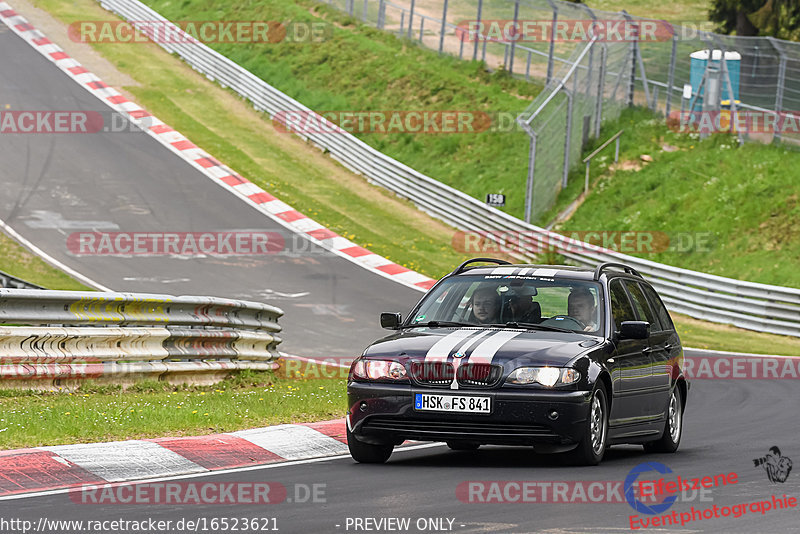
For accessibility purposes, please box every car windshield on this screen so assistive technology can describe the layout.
[408,273,603,335]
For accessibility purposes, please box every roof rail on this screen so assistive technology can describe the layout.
[452,257,511,275]
[593,262,643,280]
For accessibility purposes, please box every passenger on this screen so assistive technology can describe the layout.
[568,287,598,331]
[470,286,501,325]
[509,286,541,324]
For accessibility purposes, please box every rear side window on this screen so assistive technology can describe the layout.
[640,283,675,332]
[609,279,636,330]
[624,280,661,331]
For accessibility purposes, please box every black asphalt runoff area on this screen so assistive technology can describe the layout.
[1,19,799,534]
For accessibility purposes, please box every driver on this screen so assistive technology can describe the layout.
[567,287,598,331]
[471,286,501,325]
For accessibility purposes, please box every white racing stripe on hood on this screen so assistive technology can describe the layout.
[468,330,523,365]
[424,329,477,362]
[448,329,493,390]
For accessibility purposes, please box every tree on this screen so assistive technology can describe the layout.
[709,0,800,40]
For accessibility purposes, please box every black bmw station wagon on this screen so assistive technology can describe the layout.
[346,259,688,465]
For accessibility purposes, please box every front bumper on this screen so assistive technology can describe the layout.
[347,382,592,446]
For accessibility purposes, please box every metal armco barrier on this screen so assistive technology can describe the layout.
[97,0,800,338]
[0,269,43,290]
[0,288,282,388]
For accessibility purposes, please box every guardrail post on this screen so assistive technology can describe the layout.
[546,0,558,84]
[665,37,677,116]
[438,0,448,54]
[473,0,483,61]
[524,133,537,223]
[509,0,520,75]
[562,90,574,188]
[407,0,416,39]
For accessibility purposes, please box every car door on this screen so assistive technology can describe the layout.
[622,279,669,419]
[607,278,652,425]
[639,282,682,417]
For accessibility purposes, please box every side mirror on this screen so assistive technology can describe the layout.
[618,321,650,340]
[380,312,402,330]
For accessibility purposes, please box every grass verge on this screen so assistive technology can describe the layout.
[0,370,344,449]
[0,232,91,290]
[555,107,800,289]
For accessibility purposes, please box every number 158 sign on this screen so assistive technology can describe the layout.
[486,194,505,207]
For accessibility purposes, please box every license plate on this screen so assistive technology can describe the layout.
[414,393,491,413]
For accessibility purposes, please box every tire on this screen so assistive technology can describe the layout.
[643,386,683,454]
[569,384,609,466]
[347,426,394,464]
[447,441,480,451]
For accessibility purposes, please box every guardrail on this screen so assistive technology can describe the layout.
[0,288,283,389]
[97,0,800,338]
[0,269,43,290]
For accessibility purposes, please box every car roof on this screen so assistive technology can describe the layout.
[454,264,644,283]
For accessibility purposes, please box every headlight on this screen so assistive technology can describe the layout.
[349,358,408,381]
[507,367,581,386]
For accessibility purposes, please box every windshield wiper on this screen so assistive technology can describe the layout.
[492,321,572,333]
[401,320,475,329]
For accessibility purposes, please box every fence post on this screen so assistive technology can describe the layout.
[562,90,574,188]
[346,0,354,16]
[509,0,520,75]
[546,0,558,84]
[594,44,606,137]
[622,11,636,106]
[473,0,483,61]
[362,0,368,21]
[665,37,677,116]
[408,0,416,39]
[419,16,424,42]
[439,0,448,54]
[378,0,386,29]
[768,37,787,143]
[524,133,538,223]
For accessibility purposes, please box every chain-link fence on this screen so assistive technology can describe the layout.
[321,0,800,220]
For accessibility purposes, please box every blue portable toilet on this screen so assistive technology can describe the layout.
[689,50,741,108]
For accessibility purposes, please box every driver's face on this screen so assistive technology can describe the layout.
[569,295,594,323]
[473,293,499,323]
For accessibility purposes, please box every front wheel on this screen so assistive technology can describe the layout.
[347,426,394,464]
[569,385,608,466]
[643,387,683,453]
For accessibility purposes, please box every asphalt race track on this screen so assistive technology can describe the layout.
[6,377,800,533]
[0,26,418,359]
[1,14,800,534]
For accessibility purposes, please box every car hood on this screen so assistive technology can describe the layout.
[363,327,602,367]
